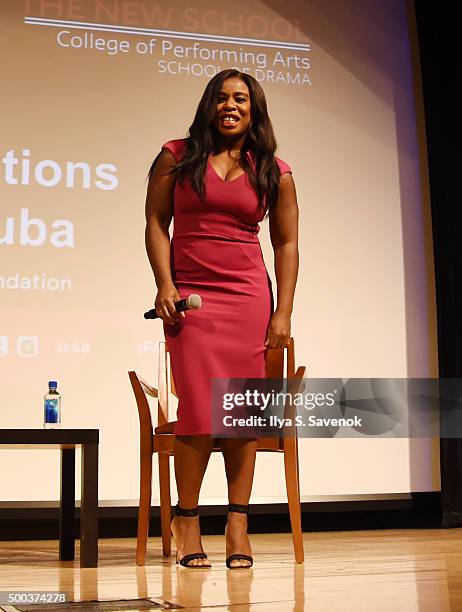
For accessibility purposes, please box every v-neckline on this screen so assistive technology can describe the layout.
[207,158,247,184]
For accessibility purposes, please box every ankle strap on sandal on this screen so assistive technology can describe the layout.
[174,502,199,517]
[228,503,249,514]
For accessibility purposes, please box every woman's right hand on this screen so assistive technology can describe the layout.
[154,282,186,325]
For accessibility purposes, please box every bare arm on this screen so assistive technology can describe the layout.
[265,173,299,348]
[144,148,184,325]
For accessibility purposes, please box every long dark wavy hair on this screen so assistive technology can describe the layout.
[147,69,281,218]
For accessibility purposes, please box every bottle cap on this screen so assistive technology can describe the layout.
[48,380,58,389]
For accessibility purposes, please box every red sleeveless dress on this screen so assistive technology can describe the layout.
[161,138,292,435]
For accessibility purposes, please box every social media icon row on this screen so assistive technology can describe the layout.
[0,335,39,357]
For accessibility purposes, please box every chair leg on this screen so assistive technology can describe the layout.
[159,452,172,557]
[136,450,153,566]
[284,436,304,563]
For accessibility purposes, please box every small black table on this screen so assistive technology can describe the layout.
[0,429,99,567]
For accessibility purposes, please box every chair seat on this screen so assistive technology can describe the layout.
[154,421,283,451]
[154,421,176,434]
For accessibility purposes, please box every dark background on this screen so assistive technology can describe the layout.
[414,1,461,526]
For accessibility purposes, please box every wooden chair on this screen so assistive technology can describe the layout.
[128,336,306,565]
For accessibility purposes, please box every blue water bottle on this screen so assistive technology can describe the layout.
[44,381,61,428]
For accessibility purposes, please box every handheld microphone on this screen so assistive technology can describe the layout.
[144,293,202,319]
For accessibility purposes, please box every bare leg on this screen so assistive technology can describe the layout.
[220,438,258,567]
[171,434,215,567]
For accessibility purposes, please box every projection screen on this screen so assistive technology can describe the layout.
[0,0,438,505]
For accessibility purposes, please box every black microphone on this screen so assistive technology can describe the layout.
[144,293,202,319]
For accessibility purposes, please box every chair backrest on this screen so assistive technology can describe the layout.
[265,336,295,378]
[128,370,156,453]
[166,337,295,386]
[164,337,297,421]
[130,337,302,435]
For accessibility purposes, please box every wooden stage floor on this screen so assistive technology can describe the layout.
[0,528,461,611]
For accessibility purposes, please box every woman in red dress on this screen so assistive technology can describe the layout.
[145,69,299,568]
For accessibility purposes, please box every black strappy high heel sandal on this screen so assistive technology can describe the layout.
[170,503,211,568]
[225,503,254,569]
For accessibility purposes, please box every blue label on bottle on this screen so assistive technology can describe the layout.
[45,398,59,423]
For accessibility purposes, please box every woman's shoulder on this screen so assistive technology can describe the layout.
[275,156,292,176]
[161,138,188,162]
[246,150,292,176]
[249,151,292,176]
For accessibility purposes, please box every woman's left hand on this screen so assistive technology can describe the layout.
[264,310,291,349]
